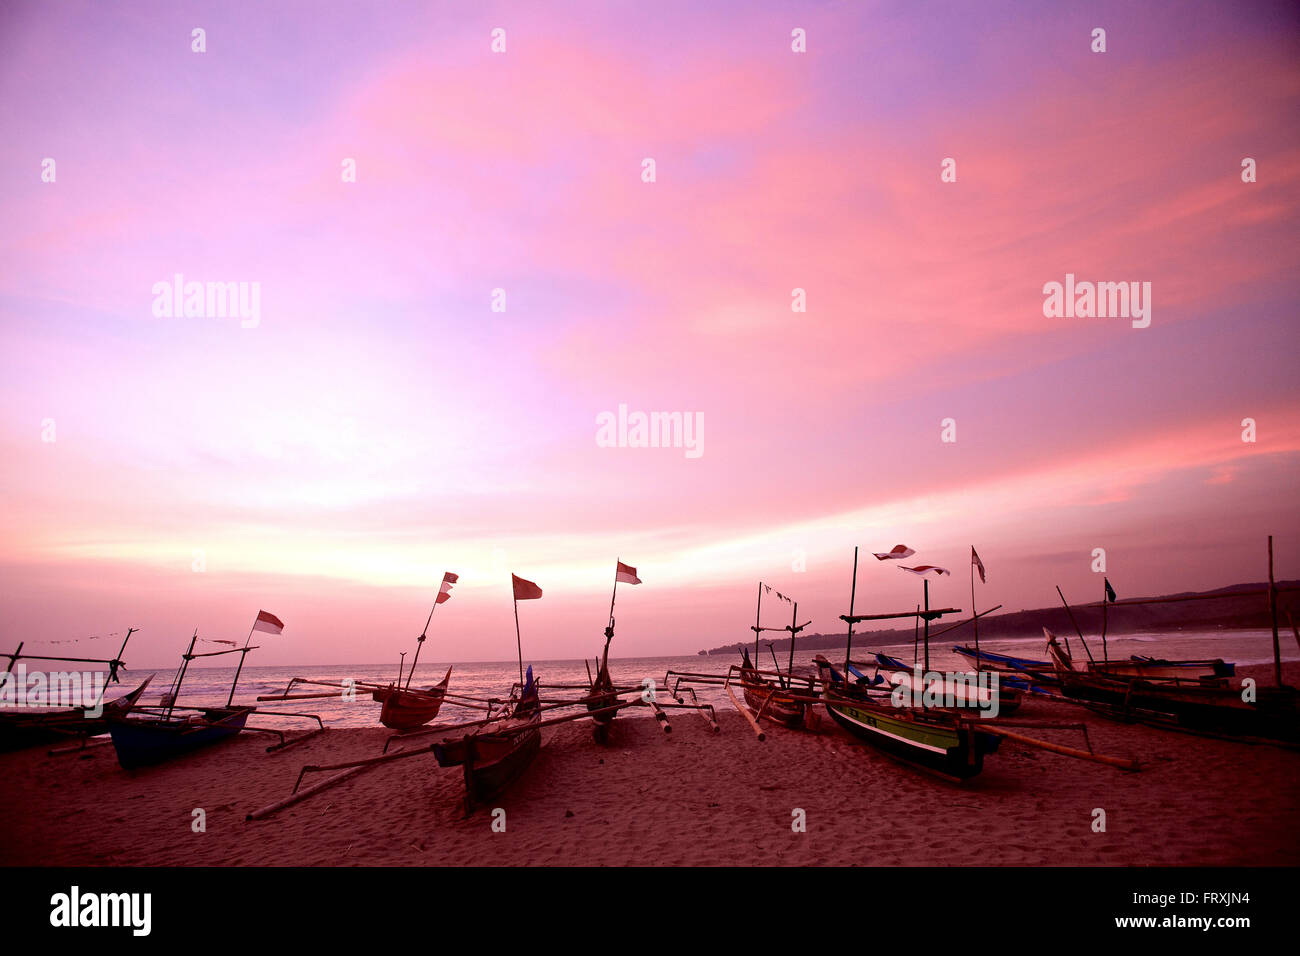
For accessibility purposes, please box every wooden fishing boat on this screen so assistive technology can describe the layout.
[873,652,1022,715]
[108,617,323,769]
[584,560,643,743]
[587,658,617,744]
[739,648,808,728]
[1086,656,1234,680]
[371,666,452,731]
[953,644,1231,684]
[0,674,154,752]
[736,582,813,729]
[814,655,1000,779]
[953,645,1057,680]
[1044,629,1298,743]
[109,705,252,769]
[434,667,542,811]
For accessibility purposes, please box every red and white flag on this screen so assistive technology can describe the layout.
[615,561,641,585]
[512,574,543,601]
[253,610,285,634]
[899,565,950,577]
[436,571,459,604]
[873,545,916,561]
[971,548,986,584]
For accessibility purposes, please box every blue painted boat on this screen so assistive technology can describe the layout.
[954,644,1233,682]
[873,652,1024,712]
[108,707,251,769]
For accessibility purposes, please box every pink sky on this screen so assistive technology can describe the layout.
[1,1,1298,668]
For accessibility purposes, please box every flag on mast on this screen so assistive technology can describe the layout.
[252,610,285,634]
[971,547,986,583]
[436,571,459,604]
[899,565,950,577]
[1104,578,1117,603]
[873,545,916,561]
[615,561,642,585]
[512,574,543,601]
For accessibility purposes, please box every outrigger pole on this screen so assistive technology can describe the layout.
[0,626,137,698]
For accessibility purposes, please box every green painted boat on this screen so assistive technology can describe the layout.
[814,655,999,779]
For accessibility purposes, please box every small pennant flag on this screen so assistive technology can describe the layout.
[899,565,950,577]
[512,574,543,601]
[253,610,285,634]
[615,561,641,585]
[971,547,986,584]
[436,571,459,604]
[873,545,916,561]
[1104,578,1117,603]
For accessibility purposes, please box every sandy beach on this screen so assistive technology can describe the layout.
[1,661,1296,867]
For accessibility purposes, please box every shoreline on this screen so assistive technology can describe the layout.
[1,662,1297,867]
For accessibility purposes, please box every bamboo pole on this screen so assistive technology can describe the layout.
[724,675,765,741]
[786,601,798,689]
[1269,535,1281,687]
[970,550,979,668]
[973,724,1139,771]
[1056,586,1094,663]
[226,616,260,707]
[247,763,373,821]
[844,547,859,680]
[927,605,1005,641]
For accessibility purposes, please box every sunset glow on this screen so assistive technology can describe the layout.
[2,0,1298,666]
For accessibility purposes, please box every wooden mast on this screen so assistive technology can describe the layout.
[1056,585,1095,663]
[786,601,798,689]
[165,630,199,719]
[753,582,763,662]
[842,548,859,680]
[923,579,930,677]
[512,587,525,689]
[1101,579,1109,665]
[1269,535,1281,687]
[970,550,979,669]
[226,615,260,707]
[404,589,441,691]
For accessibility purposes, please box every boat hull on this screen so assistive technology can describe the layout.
[587,665,617,744]
[372,687,446,730]
[874,654,1022,715]
[433,670,541,812]
[0,675,155,752]
[1087,658,1234,681]
[741,677,807,728]
[108,707,250,769]
[1056,674,1298,742]
[371,666,452,730]
[821,690,999,779]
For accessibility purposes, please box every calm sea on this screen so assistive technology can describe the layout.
[105,628,1296,727]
